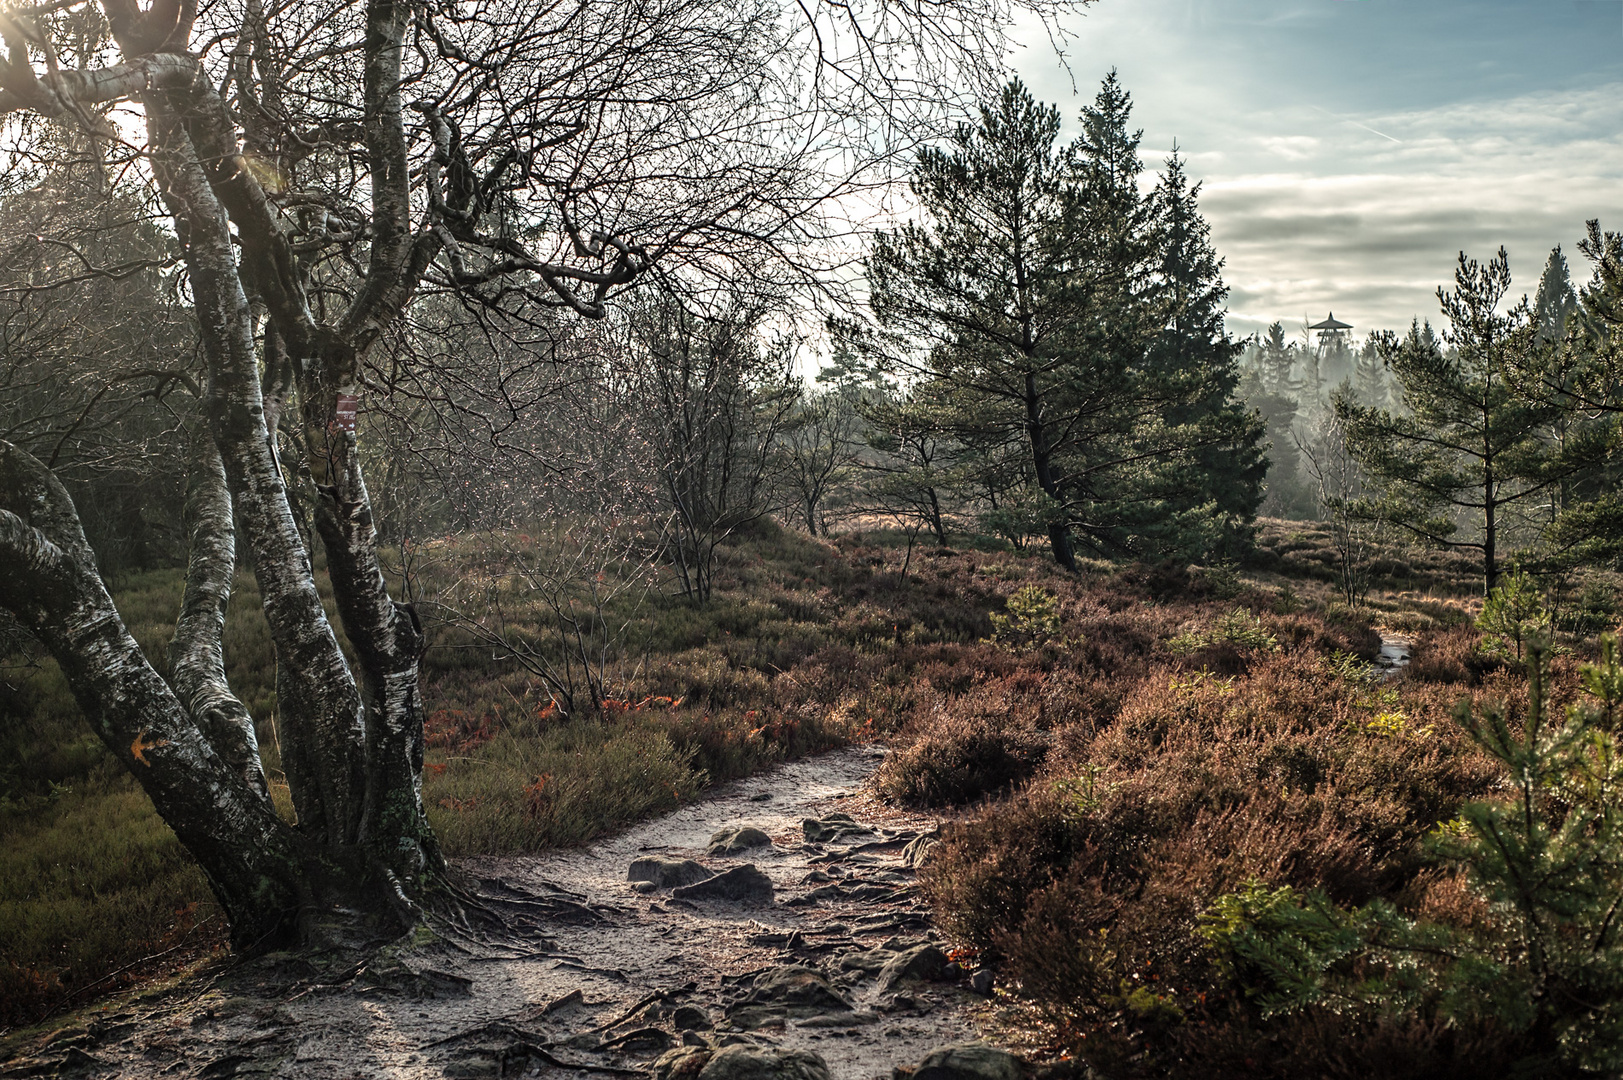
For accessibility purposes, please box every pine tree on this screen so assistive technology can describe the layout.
[858,74,1260,567]
[1350,339,1391,410]
[859,76,1140,569]
[1337,250,1570,592]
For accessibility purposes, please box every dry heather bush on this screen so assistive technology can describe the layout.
[1404,623,1505,685]
[875,706,1051,806]
[920,637,1541,1077]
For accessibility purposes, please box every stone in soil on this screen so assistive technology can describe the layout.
[655,1045,714,1080]
[671,863,775,904]
[745,966,852,1010]
[727,965,854,1029]
[698,1045,833,1080]
[878,945,950,992]
[901,1042,1026,1080]
[839,942,917,974]
[673,1004,715,1031]
[803,813,875,844]
[709,825,774,855]
[629,857,716,888]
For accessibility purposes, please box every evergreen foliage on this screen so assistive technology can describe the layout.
[1139,153,1267,556]
[1337,250,1591,593]
[851,74,1264,568]
[1534,246,1580,345]
[1477,569,1553,660]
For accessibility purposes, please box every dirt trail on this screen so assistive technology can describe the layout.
[3,746,999,1079]
[1376,631,1411,678]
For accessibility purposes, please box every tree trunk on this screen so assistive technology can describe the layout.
[0,444,307,950]
[1024,370,1076,571]
[0,0,446,952]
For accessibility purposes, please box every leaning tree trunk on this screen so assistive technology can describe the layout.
[0,444,308,950]
[0,0,447,951]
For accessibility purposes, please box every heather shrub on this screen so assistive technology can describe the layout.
[874,705,1050,806]
[923,635,1524,1076]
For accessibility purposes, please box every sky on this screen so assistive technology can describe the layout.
[1008,0,1623,342]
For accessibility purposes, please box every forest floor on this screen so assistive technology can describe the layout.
[0,745,1011,1080]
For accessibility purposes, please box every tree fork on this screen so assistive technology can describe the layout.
[144,88,369,846]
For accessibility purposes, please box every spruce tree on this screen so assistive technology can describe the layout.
[1136,151,1266,555]
[1533,245,1579,345]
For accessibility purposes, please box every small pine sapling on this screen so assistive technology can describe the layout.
[986,584,1064,651]
[1478,569,1553,660]
[1200,634,1623,1073]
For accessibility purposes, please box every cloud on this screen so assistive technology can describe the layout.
[1256,136,1322,161]
[1012,0,1623,342]
[1183,83,1623,339]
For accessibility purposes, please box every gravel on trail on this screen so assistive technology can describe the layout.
[0,746,1019,1080]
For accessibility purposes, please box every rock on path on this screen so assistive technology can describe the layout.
[1,746,1015,1080]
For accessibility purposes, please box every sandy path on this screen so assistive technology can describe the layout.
[2,746,992,1079]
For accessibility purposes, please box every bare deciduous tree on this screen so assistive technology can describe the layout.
[777,384,865,536]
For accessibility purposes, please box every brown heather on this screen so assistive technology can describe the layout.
[914,611,1602,1076]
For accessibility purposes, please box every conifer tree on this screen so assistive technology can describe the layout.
[1510,228,1623,565]
[1337,250,1571,592]
[1533,245,1579,345]
[1256,321,1302,399]
[1137,152,1266,554]
[858,74,1261,566]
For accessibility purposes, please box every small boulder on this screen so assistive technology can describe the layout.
[654,1045,713,1080]
[969,969,994,997]
[709,825,773,856]
[671,864,775,905]
[728,965,853,1029]
[673,1004,714,1031]
[698,1045,832,1080]
[743,965,853,1013]
[905,1042,1024,1080]
[878,944,949,992]
[802,814,874,844]
[629,858,716,889]
[838,945,897,974]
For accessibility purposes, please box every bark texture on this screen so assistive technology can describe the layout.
[0,0,449,948]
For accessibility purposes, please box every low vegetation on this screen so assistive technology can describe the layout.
[8,514,1621,1078]
[0,523,1025,1025]
[906,558,1623,1077]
